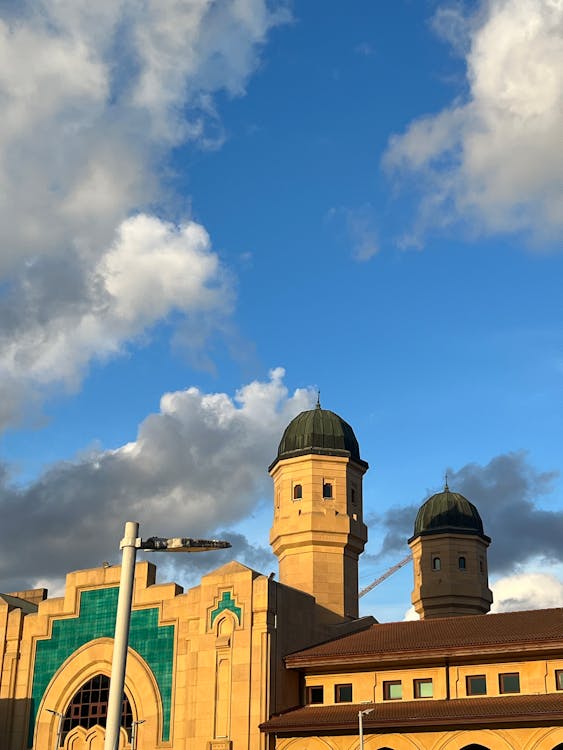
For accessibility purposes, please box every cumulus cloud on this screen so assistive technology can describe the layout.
[383,0,563,244]
[0,0,288,428]
[0,369,313,593]
[490,571,563,612]
[375,451,562,574]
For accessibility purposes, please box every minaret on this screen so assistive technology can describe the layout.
[409,482,493,619]
[269,401,368,622]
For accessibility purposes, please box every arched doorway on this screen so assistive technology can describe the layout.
[461,745,490,750]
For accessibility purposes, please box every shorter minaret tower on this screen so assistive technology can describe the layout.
[409,482,493,619]
[269,401,368,622]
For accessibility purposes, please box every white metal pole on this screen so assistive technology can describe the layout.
[358,710,364,750]
[104,521,139,750]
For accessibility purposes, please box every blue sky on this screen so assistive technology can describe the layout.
[0,0,562,620]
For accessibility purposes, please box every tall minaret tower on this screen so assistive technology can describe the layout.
[269,401,368,622]
[409,483,493,619]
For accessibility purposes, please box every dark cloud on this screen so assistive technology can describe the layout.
[373,452,561,575]
[0,371,311,593]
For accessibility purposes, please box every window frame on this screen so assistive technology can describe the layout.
[458,556,466,570]
[432,556,441,571]
[293,484,302,501]
[306,685,324,704]
[466,674,487,696]
[556,669,563,691]
[383,680,402,701]
[499,672,520,694]
[323,482,333,499]
[334,683,353,703]
[413,678,433,699]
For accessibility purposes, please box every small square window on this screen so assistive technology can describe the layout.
[323,482,333,499]
[458,556,466,570]
[335,684,353,703]
[414,679,433,698]
[499,673,520,694]
[293,484,302,500]
[307,686,324,704]
[556,670,563,690]
[432,557,441,571]
[466,675,487,696]
[383,681,402,700]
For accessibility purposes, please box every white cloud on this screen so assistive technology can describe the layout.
[383,0,563,244]
[0,0,288,428]
[0,369,314,592]
[0,215,229,388]
[491,571,563,611]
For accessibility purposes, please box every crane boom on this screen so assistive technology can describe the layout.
[358,554,413,598]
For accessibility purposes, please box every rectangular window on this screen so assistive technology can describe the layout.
[383,681,402,700]
[556,670,563,690]
[335,684,353,703]
[413,678,433,698]
[306,686,324,704]
[499,673,520,694]
[466,675,487,696]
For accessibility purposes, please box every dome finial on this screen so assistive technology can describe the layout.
[444,472,449,491]
[316,390,321,409]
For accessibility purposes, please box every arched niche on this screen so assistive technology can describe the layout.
[34,638,163,750]
[436,731,514,750]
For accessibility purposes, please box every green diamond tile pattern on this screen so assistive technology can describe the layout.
[29,587,174,747]
[210,591,242,626]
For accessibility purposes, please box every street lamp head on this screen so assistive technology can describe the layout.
[141,537,231,553]
[359,708,374,717]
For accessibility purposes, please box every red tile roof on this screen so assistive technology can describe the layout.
[286,608,563,668]
[261,694,563,733]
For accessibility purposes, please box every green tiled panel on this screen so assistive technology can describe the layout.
[210,590,242,626]
[29,587,174,747]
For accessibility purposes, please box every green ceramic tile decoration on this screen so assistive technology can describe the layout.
[210,590,242,627]
[29,587,174,747]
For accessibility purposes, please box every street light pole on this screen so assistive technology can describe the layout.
[45,708,63,750]
[104,521,139,750]
[103,521,231,750]
[358,707,373,750]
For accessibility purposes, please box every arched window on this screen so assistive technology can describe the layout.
[293,484,302,500]
[323,482,333,499]
[61,674,132,746]
[460,745,490,750]
[432,556,441,571]
[459,556,466,569]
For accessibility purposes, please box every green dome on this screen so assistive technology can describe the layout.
[412,486,487,539]
[271,403,367,468]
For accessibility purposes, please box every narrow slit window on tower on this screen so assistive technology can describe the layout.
[458,556,466,570]
[323,482,333,499]
[293,484,302,500]
[351,488,356,504]
[432,556,441,571]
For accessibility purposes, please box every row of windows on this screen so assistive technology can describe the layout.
[306,679,434,705]
[293,482,333,500]
[431,556,484,572]
[306,671,563,705]
[292,484,360,502]
[466,670,563,695]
